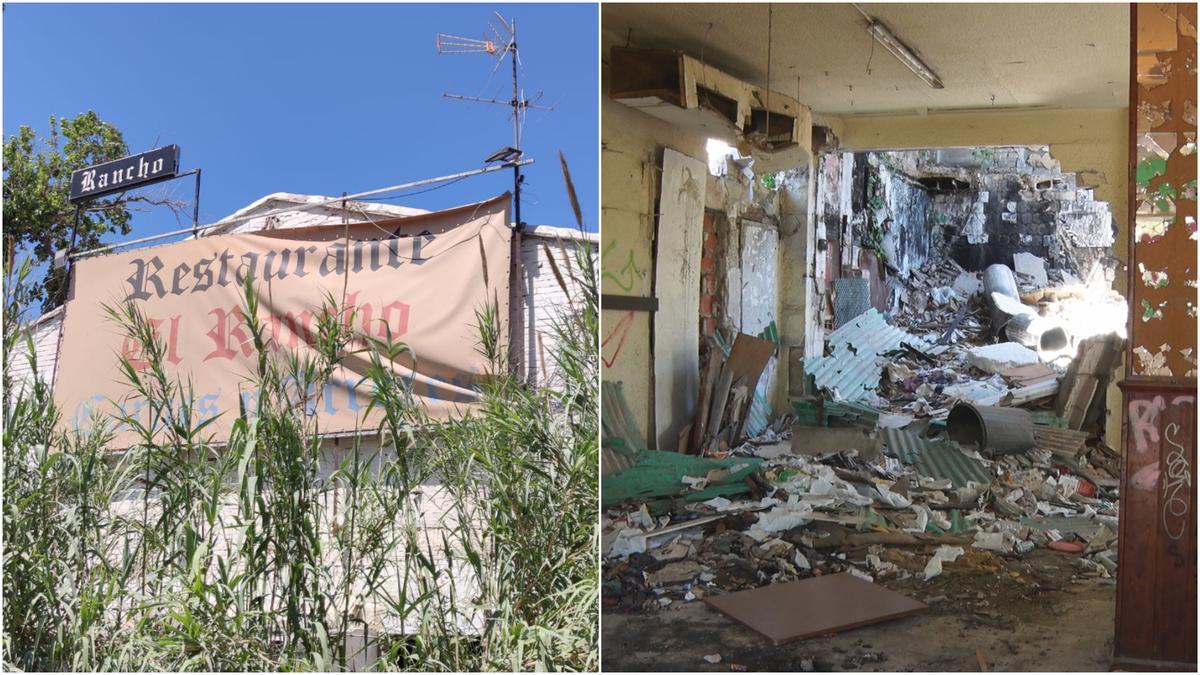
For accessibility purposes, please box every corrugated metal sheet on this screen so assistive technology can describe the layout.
[1033,425,1090,460]
[803,309,943,402]
[791,399,882,427]
[882,427,994,488]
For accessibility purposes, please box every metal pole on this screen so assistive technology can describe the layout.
[192,168,202,237]
[71,160,533,259]
[511,19,523,231]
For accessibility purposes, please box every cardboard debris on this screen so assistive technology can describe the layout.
[648,560,703,586]
[790,425,882,460]
[704,573,927,645]
[1001,362,1057,387]
[1054,334,1124,432]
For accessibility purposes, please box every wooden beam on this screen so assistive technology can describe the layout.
[602,294,658,312]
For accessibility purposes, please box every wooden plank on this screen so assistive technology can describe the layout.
[1060,375,1100,430]
[601,294,659,312]
[704,365,734,446]
[652,148,706,452]
[690,348,723,455]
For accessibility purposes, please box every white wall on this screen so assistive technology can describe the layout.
[7,308,63,398]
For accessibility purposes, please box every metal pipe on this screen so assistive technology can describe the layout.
[70,160,534,259]
[191,168,202,238]
[510,19,523,230]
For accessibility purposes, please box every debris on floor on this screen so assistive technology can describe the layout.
[602,250,1125,640]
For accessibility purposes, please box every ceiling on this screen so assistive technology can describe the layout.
[603,3,1129,116]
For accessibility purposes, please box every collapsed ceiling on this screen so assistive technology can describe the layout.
[603,3,1129,116]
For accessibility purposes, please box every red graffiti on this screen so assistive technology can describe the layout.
[602,311,634,369]
[121,315,183,371]
[204,294,413,361]
[205,306,256,361]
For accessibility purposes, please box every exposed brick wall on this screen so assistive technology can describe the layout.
[699,212,721,341]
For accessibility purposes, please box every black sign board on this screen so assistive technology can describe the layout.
[69,145,180,203]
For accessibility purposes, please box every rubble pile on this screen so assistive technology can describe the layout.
[602,249,1126,626]
[603,429,1119,612]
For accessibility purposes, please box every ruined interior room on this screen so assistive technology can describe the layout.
[600,3,1196,671]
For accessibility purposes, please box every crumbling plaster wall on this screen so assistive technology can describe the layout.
[834,107,1129,446]
[603,31,816,437]
[602,30,708,444]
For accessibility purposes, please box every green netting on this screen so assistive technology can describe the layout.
[600,438,763,507]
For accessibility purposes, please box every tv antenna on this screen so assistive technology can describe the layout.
[437,12,552,230]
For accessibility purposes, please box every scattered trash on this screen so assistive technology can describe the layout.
[1048,540,1086,554]
[703,654,722,664]
[923,545,966,579]
[602,237,1123,624]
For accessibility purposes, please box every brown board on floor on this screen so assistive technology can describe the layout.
[704,573,927,645]
[791,425,882,461]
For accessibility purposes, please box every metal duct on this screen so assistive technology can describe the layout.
[1005,313,1071,356]
[946,402,1036,456]
[982,264,1021,337]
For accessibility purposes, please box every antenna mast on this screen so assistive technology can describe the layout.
[436,12,552,230]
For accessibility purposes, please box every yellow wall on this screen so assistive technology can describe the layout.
[601,31,708,444]
[837,108,1130,446]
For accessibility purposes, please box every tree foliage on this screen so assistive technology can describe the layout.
[3,111,133,311]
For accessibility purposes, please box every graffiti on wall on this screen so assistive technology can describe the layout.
[601,240,648,293]
[1127,392,1195,566]
[602,310,635,369]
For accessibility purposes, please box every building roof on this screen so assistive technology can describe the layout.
[203,192,430,235]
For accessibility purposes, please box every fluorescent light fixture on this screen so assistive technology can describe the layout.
[866,20,944,89]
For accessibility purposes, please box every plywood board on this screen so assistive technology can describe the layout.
[726,332,777,441]
[705,573,927,645]
[653,148,707,451]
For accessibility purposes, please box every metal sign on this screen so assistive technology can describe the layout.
[69,145,180,203]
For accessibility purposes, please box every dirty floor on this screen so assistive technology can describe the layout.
[602,552,1115,672]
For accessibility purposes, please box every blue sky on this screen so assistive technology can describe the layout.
[3,2,598,250]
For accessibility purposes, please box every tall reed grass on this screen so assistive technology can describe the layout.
[2,184,598,671]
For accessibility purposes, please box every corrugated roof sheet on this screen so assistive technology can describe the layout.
[1033,425,1090,460]
[882,427,994,488]
[802,309,944,402]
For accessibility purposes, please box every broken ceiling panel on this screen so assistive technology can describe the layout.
[609,46,810,172]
